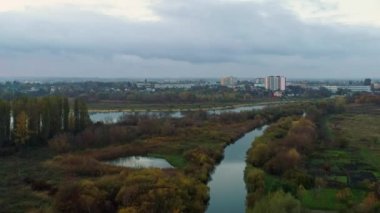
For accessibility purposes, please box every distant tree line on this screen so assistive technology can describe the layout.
[0,96,90,150]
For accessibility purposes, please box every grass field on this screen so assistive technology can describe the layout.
[301,104,380,211]
[0,148,65,212]
[301,188,366,210]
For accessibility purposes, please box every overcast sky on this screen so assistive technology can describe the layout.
[1,0,380,79]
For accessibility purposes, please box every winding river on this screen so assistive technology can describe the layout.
[90,105,271,212]
[206,126,267,213]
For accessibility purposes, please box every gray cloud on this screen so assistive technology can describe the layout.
[0,0,380,78]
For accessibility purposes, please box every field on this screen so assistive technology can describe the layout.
[0,148,63,212]
[301,104,380,211]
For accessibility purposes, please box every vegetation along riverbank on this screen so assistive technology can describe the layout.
[245,94,380,212]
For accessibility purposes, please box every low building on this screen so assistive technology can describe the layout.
[154,83,194,89]
[373,83,380,90]
[323,85,371,93]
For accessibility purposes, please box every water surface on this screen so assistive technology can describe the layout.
[90,105,266,123]
[105,156,174,169]
[206,126,267,213]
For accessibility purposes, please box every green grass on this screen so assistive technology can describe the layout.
[300,188,366,211]
[300,105,380,211]
[148,153,187,169]
[359,148,380,172]
[0,148,63,212]
[332,176,347,184]
[327,111,380,171]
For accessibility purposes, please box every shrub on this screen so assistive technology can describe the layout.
[48,133,72,153]
[246,169,265,192]
[54,180,107,213]
[336,188,353,205]
[283,170,314,189]
[247,143,271,167]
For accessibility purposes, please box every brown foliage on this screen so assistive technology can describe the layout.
[48,133,72,153]
[265,148,301,175]
[355,94,380,105]
[54,180,107,213]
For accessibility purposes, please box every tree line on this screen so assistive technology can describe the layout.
[0,96,90,150]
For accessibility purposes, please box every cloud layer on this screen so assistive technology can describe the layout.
[0,0,380,78]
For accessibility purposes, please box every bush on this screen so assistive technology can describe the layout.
[283,170,314,189]
[265,148,301,175]
[54,180,107,213]
[246,169,265,192]
[336,188,353,205]
[247,143,271,167]
[48,133,72,153]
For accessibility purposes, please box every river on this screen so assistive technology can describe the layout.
[206,126,267,213]
[90,105,266,123]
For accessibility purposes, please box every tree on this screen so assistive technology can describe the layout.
[247,143,270,167]
[0,100,11,146]
[74,98,90,133]
[13,111,30,146]
[63,97,70,131]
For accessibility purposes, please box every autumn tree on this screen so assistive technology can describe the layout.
[13,111,31,147]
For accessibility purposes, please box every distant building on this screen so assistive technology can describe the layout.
[364,78,372,86]
[154,83,194,89]
[255,78,265,84]
[373,83,380,90]
[265,76,286,91]
[323,85,371,93]
[254,78,265,88]
[221,76,238,87]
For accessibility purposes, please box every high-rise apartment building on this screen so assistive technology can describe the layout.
[265,76,286,91]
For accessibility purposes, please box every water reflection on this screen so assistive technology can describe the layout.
[105,156,174,169]
[206,126,267,213]
[90,105,266,123]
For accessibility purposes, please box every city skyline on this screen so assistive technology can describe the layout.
[1,0,380,78]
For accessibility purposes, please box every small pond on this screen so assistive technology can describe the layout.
[105,156,174,169]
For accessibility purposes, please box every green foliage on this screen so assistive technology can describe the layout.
[300,188,366,211]
[250,190,301,213]
[0,96,90,148]
[283,170,314,189]
[74,98,91,133]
